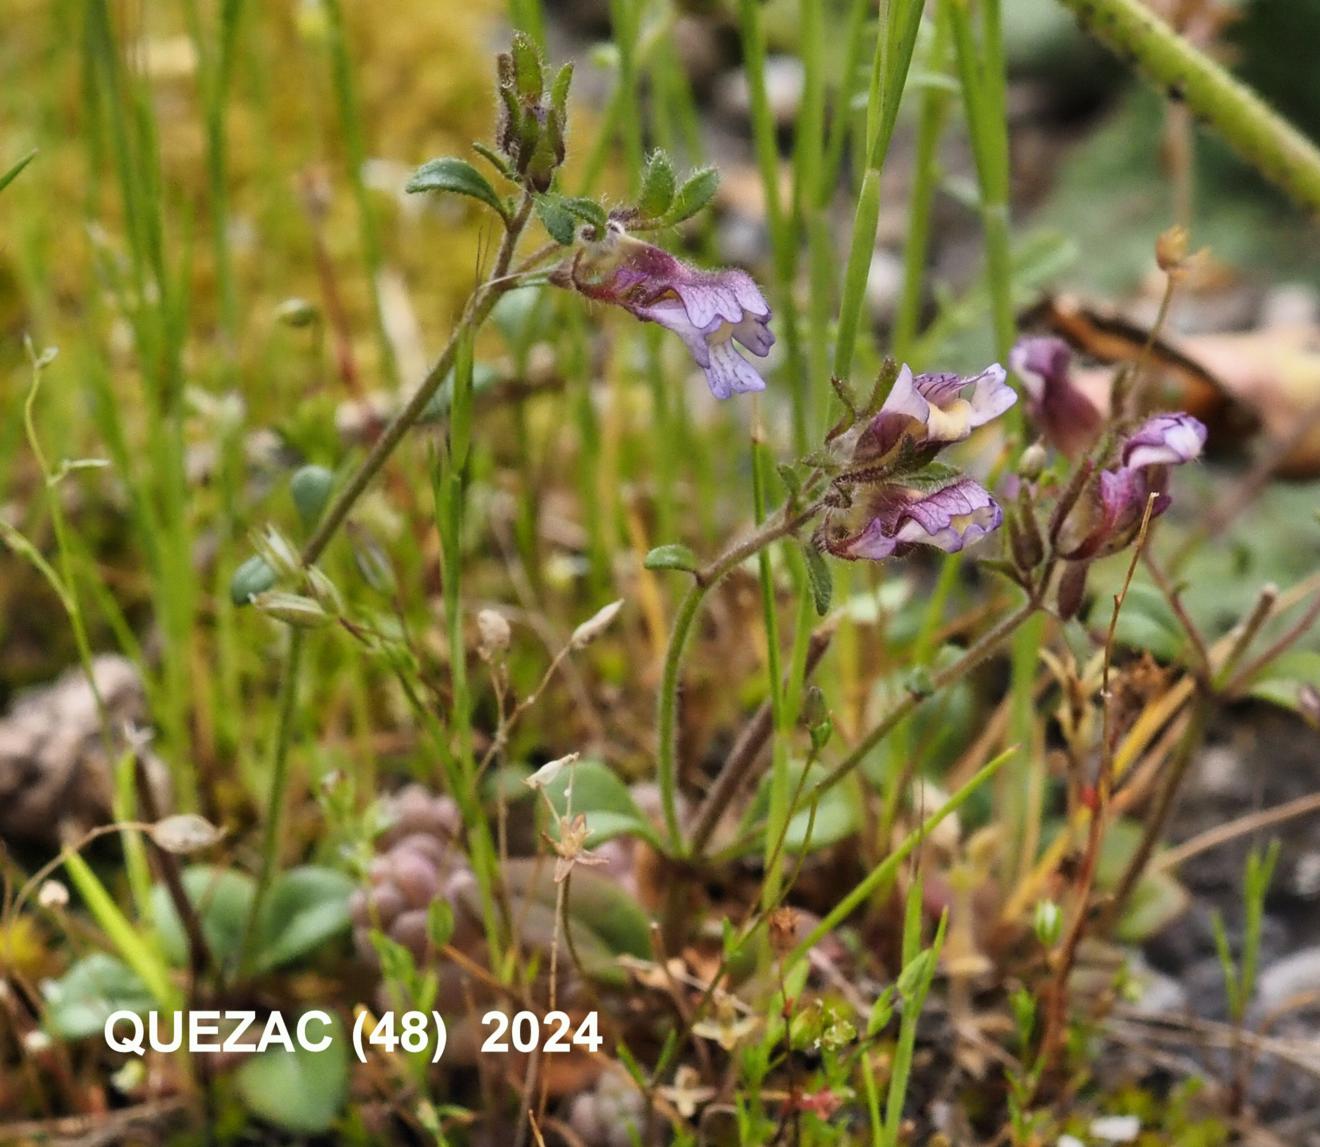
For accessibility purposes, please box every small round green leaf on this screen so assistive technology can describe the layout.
[234,1015,348,1134]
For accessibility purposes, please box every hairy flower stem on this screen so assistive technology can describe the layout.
[810,600,1038,802]
[1056,0,1320,212]
[300,193,536,567]
[657,501,826,853]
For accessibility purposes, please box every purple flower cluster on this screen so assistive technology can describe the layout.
[1063,412,1207,559]
[568,226,774,399]
[821,365,1017,561]
[1009,335,1103,459]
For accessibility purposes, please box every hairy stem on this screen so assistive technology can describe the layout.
[656,501,825,852]
[811,600,1037,800]
[1055,0,1320,212]
[301,194,535,567]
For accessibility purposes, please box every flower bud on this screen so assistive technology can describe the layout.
[290,464,334,530]
[251,590,333,629]
[1056,561,1090,622]
[1017,442,1048,481]
[1033,898,1063,947]
[230,554,277,606]
[275,297,319,328]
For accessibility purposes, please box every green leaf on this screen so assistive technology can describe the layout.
[151,866,255,976]
[644,543,700,573]
[1245,650,1320,712]
[534,193,577,244]
[471,140,516,181]
[550,61,574,119]
[803,543,833,617]
[405,157,507,219]
[906,461,963,490]
[234,1014,348,1134]
[254,866,355,973]
[43,954,155,1040]
[663,167,719,225]
[638,150,676,217]
[0,149,36,195]
[510,31,544,101]
[534,193,607,244]
[1117,870,1190,943]
[776,463,803,501]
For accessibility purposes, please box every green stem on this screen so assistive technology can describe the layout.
[320,0,399,386]
[813,600,1036,799]
[785,747,1015,971]
[949,0,1015,359]
[1055,0,1320,212]
[300,194,535,567]
[657,500,826,852]
[832,0,926,383]
[241,627,305,976]
[893,2,954,360]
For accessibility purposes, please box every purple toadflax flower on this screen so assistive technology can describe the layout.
[822,477,1004,561]
[1062,412,1207,559]
[820,363,1016,562]
[851,363,1017,463]
[1009,336,1103,458]
[566,224,773,399]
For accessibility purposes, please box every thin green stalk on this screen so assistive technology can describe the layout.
[833,0,926,384]
[893,4,955,360]
[737,0,811,451]
[657,500,826,853]
[608,0,645,178]
[882,904,947,1146]
[319,0,399,388]
[949,0,1015,359]
[241,628,305,976]
[1056,0,1320,212]
[751,433,789,906]
[63,850,178,1008]
[786,747,1014,970]
[300,194,534,566]
[814,600,1036,799]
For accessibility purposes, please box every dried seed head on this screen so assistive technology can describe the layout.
[1155,224,1190,275]
[37,880,69,909]
[571,600,623,648]
[768,907,799,956]
[476,608,512,660]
